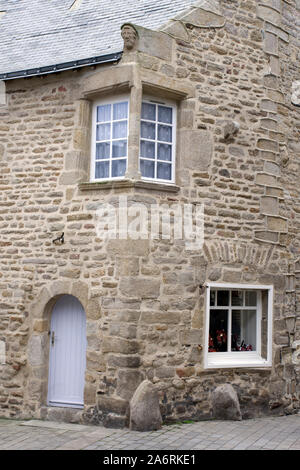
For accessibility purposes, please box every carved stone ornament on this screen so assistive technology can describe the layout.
[291,81,300,106]
[121,24,138,52]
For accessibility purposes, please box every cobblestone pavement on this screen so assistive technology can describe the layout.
[0,414,299,450]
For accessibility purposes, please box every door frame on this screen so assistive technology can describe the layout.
[27,281,101,416]
[47,294,87,409]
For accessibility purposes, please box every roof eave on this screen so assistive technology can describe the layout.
[0,51,123,80]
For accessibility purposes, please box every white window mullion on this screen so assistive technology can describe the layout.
[256,291,262,356]
[228,308,231,353]
[109,113,112,178]
[155,104,158,179]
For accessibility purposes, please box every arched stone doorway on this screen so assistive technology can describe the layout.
[27,280,101,421]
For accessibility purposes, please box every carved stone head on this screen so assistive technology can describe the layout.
[121,24,138,51]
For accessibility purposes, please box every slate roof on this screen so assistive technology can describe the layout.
[0,0,197,78]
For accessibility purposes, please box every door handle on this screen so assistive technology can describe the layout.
[51,331,55,346]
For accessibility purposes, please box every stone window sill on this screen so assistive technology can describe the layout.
[79,179,180,193]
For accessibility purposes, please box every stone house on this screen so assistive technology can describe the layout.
[0,0,299,428]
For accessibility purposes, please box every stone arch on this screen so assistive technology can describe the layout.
[202,240,277,269]
[31,279,101,322]
[27,280,101,417]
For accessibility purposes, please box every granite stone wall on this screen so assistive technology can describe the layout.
[0,0,299,426]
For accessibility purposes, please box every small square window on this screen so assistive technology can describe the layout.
[205,284,273,368]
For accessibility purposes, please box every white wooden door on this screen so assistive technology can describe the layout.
[48,295,87,408]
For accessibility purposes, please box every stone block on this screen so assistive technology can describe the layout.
[176,366,195,378]
[267,216,287,232]
[163,21,189,41]
[264,32,278,55]
[255,231,279,243]
[269,56,280,76]
[116,369,144,401]
[155,367,175,378]
[119,277,160,298]
[33,319,48,333]
[264,161,280,175]
[59,170,84,185]
[260,196,279,215]
[129,380,162,431]
[84,383,96,405]
[179,129,213,171]
[140,311,180,324]
[28,334,48,367]
[211,384,242,421]
[135,26,172,61]
[117,257,139,276]
[107,354,141,368]
[256,173,278,187]
[257,139,279,153]
[179,6,225,28]
[261,99,277,113]
[266,89,284,103]
[97,396,129,415]
[179,329,202,345]
[86,298,101,320]
[257,5,281,26]
[261,117,278,131]
[102,337,140,354]
[107,239,149,256]
[102,413,127,429]
[109,323,137,339]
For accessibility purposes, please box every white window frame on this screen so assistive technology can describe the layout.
[139,96,177,184]
[90,94,129,182]
[204,282,273,369]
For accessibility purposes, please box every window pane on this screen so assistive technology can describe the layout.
[113,121,127,139]
[245,291,257,307]
[158,105,172,124]
[141,140,155,159]
[232,291,243,306]
[112,140,127,158]
[140,159,155,178]
[96,142,110,160]
[141,121,155,140]
[232,310,256,351]
[112,159,126,177]
[95,161,109,179]
[157,162,171,180]
[142,102,156,121]
[96,123,110,141]
[158,124,172,143]
[210,290,216,306]
[243,310,257,351]
[209,309,228,352]
[217,290,229,306]
[157,143,172,161]
[231,310,241,351]
[113,101,128,120]
[97,104,111,122]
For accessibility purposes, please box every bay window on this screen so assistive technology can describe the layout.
[90,95,176,184]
